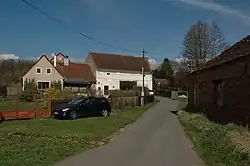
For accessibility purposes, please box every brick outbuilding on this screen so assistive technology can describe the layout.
[188,35,250,125]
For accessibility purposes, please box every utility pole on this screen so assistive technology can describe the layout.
[141,49,145,107]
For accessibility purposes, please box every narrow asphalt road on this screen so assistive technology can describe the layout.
[55,97,204,166]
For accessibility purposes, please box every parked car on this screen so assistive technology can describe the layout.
[53,96,111,120]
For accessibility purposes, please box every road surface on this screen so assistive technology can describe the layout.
[55,97,204,166]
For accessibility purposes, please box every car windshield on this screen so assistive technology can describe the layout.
[68,98,86,105]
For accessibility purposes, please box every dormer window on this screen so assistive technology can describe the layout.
[36,67,41,74]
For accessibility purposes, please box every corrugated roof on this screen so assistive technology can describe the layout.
[89,52,151,72]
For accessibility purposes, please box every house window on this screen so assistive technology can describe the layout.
[214,80,223,106]
[46,68,52,74]
[107,73,110,75]
[36,67,42,74]
[120,81,136,90]
[104,85,109,95]
[192,84,199,105]
[193,88,197,105]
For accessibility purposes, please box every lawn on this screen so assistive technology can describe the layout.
[0,101,158,166]
[177,110,250,166]
[0,100,46,112]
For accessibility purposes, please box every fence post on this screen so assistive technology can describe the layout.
[34,94,39,118]
[48,95,52,117]
[15,92,19,119]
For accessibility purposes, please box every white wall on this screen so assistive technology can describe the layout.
[96,70,153,92]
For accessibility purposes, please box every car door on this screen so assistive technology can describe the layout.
[89,98,102,116]
[78,98,91,117]
[81,98,99,117]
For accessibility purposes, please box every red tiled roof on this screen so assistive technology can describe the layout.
[89,52,151,72]
[56,63,95,83]
[194,35,250,72]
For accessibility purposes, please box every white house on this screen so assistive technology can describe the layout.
[86,52,153,95]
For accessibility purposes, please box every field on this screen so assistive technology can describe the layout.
[0,101,158,166]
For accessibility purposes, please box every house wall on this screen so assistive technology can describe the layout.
[96,70,153,93]
[86,54,97,77]
[188,56,250,124]
[22,56,63,89]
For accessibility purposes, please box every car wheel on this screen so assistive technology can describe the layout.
[101,109,108,117]
[69,111,77,120]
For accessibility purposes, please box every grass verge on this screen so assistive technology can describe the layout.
[0,100,159,166]
[177,110,250,166]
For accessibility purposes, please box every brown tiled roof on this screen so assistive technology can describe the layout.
[194,35,250,73]
[89,52,151,72]
[56,63,96,83]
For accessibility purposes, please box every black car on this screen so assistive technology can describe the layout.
[53,96,111,119]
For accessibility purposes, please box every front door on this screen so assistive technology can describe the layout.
[104,85,109,95]
[37,82,50,90]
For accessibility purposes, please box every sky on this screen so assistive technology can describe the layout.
[1,0,250,64]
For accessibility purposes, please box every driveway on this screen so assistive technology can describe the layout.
[55,97,204,166]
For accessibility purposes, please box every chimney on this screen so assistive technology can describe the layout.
[53,53,56,67]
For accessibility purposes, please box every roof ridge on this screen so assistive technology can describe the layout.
[89,51,142,58]
[70,62,87,65]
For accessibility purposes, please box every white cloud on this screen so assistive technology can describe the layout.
[148,59,157,64]
[0,53,19,60]
[170,0,250,23]
[70,57,85,63]
[148,58,161,69]
[175,57,184,63]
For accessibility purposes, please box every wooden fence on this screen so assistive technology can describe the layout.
[0,94,51,121]
[1,94,155,121]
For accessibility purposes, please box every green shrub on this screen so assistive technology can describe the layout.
[19,89,38,102]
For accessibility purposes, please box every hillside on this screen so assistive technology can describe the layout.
[0,59,34,85]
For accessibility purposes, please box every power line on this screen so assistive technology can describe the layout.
[19,0,141,54]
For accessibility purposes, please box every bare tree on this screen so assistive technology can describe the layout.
[209,21,229,58]
[181,20,228,72]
